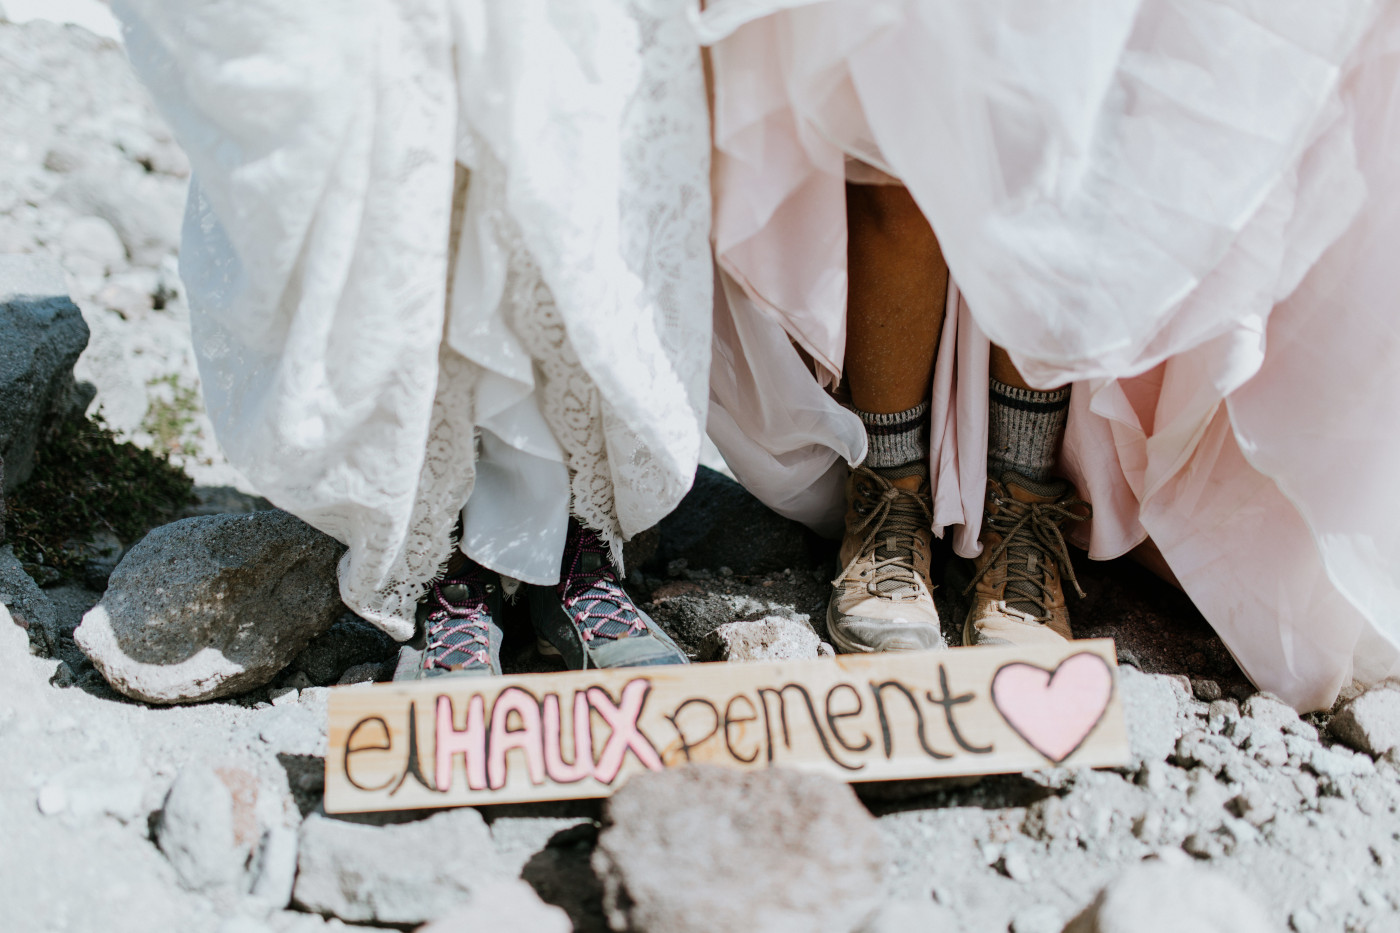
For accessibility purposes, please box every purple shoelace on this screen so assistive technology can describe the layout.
[423,567,493,671]
[558,525,646,642]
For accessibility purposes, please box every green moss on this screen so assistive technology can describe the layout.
[141,372,204,458]
[7,412,194,583]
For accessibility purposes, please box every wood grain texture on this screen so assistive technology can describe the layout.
[325,640,1129,813]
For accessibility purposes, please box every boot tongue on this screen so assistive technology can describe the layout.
[866,465,929,598]
[872,533,918,596]
[994,471,1067,618]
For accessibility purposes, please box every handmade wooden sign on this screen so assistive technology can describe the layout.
[324,639,1128,813]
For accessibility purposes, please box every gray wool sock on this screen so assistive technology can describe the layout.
[854,401,929,469]
[987,379,1069,482]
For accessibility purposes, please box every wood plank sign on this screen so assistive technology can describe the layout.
[324,639,1129,813]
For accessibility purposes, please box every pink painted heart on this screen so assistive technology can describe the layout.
[991,652,1114,764]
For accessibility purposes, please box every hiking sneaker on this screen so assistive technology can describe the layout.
[827,463,945,653]
[393,561,505,680]
[961,471,1090,648]
[527,521,688,669]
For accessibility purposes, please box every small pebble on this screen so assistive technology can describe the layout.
[1192,678,1222,702]
[268,686,299,707]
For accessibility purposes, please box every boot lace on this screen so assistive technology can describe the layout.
[558,524,646,642]
[423,568,494,671]
[962,484,1089,623]
[836,466,934,599]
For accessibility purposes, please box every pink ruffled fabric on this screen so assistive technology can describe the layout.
[703,0,1400,710]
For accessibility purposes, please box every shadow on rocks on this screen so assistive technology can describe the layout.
[647,467,831,577]
[522,824,609,933]
[856,772,1059,816]
[276,753,327,819]
[1068,553,1251,694]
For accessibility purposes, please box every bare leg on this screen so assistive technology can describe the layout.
[990,345,1035,391]
[827,183,949,655]
[844,183,949,419]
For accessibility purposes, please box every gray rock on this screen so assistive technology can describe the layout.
[1173,731,1234,776]
[1227,787,1277,828]
[642,588,742,657]
[289,613,398,686]
[415,878,573,933]
[74,510,347,703]
[156,766,244,892]
[650,467,824,575]
[1207,699,1241,735]
[1306,745,1372,780]
[177,485,276,519]
[701,614,822,662]
[292,809,499,925]
[1330,685,1400,757]
[57,167,183,266]
[59,214,126,275]
[335,661,384,685]
[79,528,125,590]
[1119,667,1183,767]
[0,255,90,490]
[256,703,327,757]
[248,826,299,913]
[593,765,887,933]
[0,545,57,653]
[1062,862,1272,933]
[1191,679,1223,702]
[1242,693,1302,733]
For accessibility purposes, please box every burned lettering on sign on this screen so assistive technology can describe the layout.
[823,683,872,755]
[416,678,669,794]
[588,680,665,783]
[324,641,1129,812]
[929,665,993,755]
[757,683,865,772]
[869,679,952,761]
[542,691,594,784]
[663,697,720,763]
[343,716,394,792]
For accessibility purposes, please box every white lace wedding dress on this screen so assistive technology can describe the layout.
[114,0,714,640]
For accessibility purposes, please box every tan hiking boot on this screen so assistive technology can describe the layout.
[962,472,1090,648]
[827,464,945,653]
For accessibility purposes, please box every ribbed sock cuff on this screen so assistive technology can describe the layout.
[855,401,929,469]
[988,379,1069,482]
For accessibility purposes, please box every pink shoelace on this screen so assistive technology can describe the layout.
[558,526,646,642]
[423,571,493,671]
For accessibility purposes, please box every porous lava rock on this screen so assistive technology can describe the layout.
[0,255,90,491]
[75,510,346,703]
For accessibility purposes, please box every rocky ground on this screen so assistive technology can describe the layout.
[3,11,1400,933]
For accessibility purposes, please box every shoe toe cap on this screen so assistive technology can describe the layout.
[831,615,947,653]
